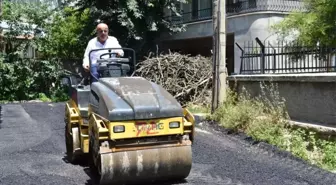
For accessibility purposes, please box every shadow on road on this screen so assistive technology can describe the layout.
[82,166,188,185]
[61,155,89,167]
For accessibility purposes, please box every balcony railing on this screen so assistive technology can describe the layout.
[227,0,305,15]
[165,0,306,24]
[165,8,213,25]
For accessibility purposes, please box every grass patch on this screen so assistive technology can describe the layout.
[208,82,336,172]
[186,103,211,114]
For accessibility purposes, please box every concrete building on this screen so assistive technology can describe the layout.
[158,0,305,75]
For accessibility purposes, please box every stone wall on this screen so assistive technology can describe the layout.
[227,73,336,127]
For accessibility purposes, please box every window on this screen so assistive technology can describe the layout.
[192,0,212,19]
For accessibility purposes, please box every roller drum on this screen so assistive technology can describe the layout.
[98,145,192,185]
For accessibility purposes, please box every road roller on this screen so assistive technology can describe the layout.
[61,47,195,185]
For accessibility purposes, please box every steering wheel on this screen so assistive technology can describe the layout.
[99,51,121,59]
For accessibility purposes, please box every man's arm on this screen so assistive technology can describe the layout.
[82,41,91,69]
[110,37,124,57]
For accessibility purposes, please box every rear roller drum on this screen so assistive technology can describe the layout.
[89,141,192,185]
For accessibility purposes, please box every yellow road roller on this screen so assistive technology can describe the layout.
[61,48,195,185]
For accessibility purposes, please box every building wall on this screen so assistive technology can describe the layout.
[229,12,287,74]
[159,12,288,74]
[160,0,305,74]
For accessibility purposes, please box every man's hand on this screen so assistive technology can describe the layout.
[83,65,89,72]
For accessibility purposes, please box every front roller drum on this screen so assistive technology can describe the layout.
[93,145,192,185]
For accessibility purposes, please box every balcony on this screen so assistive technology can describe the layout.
[165,8,213,25]
[164,0,305,25]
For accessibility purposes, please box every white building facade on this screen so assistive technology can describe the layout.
[158,0,305,75]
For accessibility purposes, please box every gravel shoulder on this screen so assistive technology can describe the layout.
[0,102,335,185]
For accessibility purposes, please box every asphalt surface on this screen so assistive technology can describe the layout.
[1,102,336,185]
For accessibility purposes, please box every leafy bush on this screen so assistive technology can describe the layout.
[0,1,74,102]
[0,57,67,102]
[39,6,91,59]
[271,0,336,47]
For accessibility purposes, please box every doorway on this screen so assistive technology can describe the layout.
[226,33,235,75]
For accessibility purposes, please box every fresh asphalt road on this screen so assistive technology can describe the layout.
[1,102,336,185]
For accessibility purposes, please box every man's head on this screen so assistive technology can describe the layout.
[96,23,109,43]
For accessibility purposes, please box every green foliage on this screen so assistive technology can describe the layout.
[73,0,189,56]
[272,0,336,46]
[210,83,336,172]
[0,0,191,102]
[1,1,91,60]
[0,57,67,101]
[319,139,336,170]
[186,103,211,114]
[0,1,68,102]
[39,7,91,59]
[1,1,50,59]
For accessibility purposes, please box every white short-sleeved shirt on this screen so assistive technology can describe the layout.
[82,36,124,68]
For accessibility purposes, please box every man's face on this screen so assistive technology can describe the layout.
[97,27,108,42]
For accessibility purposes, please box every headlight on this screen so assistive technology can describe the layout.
[169,121,180,128]
[113,125,125,133]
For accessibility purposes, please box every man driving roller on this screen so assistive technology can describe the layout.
[82,23,124,82]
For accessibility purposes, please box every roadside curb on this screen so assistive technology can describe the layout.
[192,113,208,124]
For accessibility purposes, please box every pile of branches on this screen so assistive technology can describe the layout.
[132,51,213,106]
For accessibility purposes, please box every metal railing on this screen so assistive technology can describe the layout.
[165,0,306,24]
[227,0,306,16]
[237,37,336,74]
